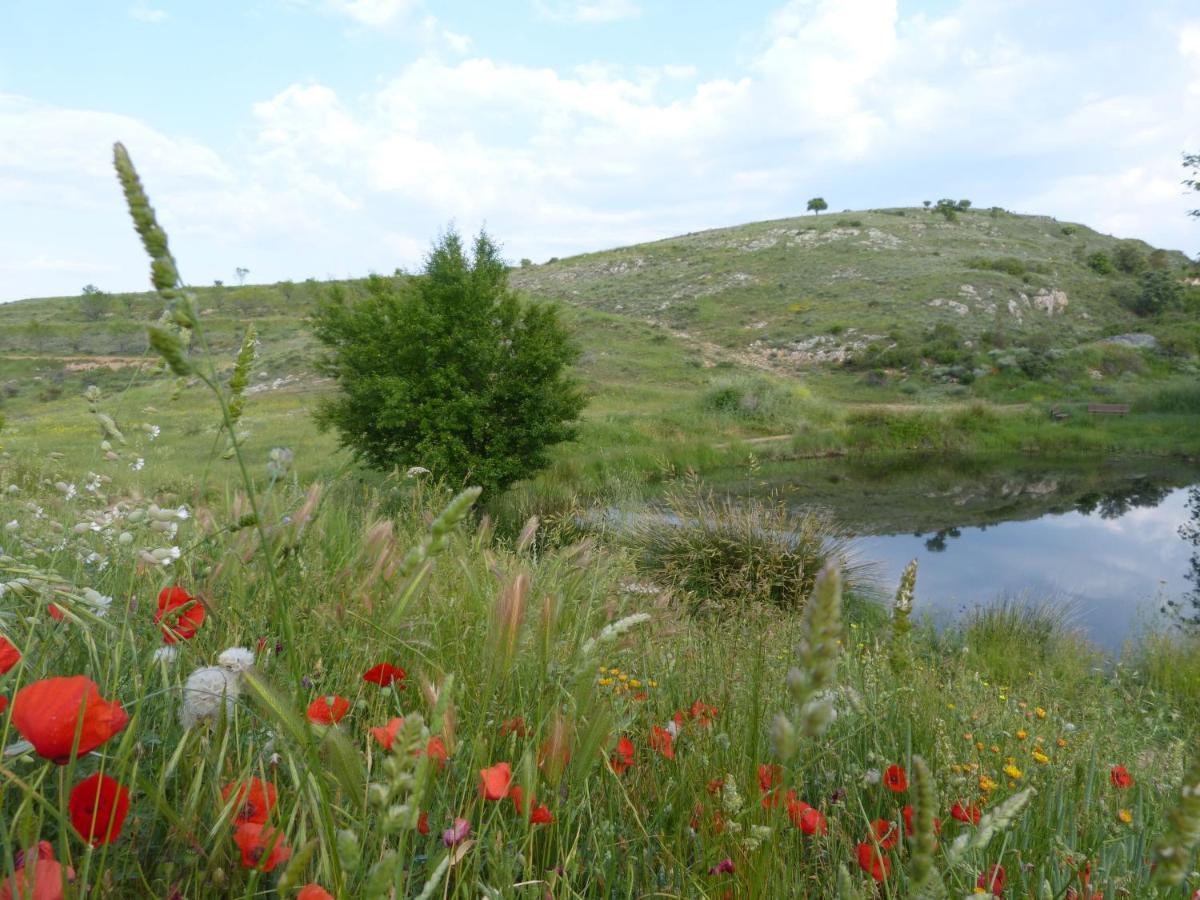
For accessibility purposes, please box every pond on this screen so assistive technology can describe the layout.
[714,456,1200,651]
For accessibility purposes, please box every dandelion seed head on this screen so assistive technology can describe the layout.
[218,647,255,672]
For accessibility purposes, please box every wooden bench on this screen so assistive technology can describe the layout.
[1086,403,1130,416]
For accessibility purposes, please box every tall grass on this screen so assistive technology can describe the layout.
[624,484,870,615]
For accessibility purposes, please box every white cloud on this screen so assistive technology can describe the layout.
[128,6,168,23]
[537,0,641,24]
[325,0,419,27]
[6,0,1200,301]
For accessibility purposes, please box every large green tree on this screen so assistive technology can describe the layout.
[311,229,586,496]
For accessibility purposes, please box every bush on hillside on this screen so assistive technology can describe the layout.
[1086,251,1115,275]
[1113,240,1147,275]
[311,229,586,497]
[1114,269,1184,317]
[699,375,799,426]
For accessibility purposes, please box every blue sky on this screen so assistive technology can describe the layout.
[2,0,1199,300]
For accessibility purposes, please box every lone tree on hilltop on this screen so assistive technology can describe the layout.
[807,197,828,215]
[80,284,112,321]
[311,228,586,497]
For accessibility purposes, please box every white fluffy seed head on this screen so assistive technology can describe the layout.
[181,665,240,729]
[218,647,255,672]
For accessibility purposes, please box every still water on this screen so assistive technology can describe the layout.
[726,457,1200,650]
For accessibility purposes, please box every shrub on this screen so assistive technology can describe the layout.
[1113,240,1147,275]
[1087,251,1115,275]
[626,485,865,615]
[966,256,1027,278]
[311,230,586,497]
[699,375,797,425]
[1061,225,1078,236]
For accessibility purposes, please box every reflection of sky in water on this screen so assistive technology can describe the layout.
[856,486,1196,651]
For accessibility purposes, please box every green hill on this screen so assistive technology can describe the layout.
[0,205,1197,503]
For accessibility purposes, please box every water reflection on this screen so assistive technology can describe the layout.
[1170,486,1200,628]
[714,456,1200,650]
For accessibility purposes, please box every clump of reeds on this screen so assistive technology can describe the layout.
[627,484,865,616]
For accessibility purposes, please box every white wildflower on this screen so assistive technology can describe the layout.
[665,719,680,739]
[863,768,881,786]
[144,424,161,441]
[81,588,112,614]
[130,458,145,472]
[154,646,179,663]
[405,465,430,478]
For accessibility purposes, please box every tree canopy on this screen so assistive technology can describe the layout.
[311,229,586,497]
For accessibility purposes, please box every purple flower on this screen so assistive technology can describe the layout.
[442,817,471,847]
[301,675,313,689]
[708,858,734,875]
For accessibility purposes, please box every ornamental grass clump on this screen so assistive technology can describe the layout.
[628,484,863,615]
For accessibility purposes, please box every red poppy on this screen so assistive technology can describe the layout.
[154,586,205,644]
[786,793,827,835]
[902,804,942,836]
[0,636,20,675]
[424,736,448,770]
[11,676,129,764]
[0,696,7,716]
[0,841,75,900]
[500,717,528,737]
[650,725,675,760]
[884,764,908,792]
[48,603,65,622]
[306,695,350,725]
[871,818,899,849]
[417,811,429,835]
[68,773,130,846]
[611,736,635,774]
[856,841,891,881]
[951,802,981,825]
[362,663,406,688]
[479,762,512,801]
[371,717,404,750]
[707,778,725,795]
[297,886,334,900]
[977,864,1005,896]
[232,823,291,872]
[1110,765,1133,789]
[758,763,781,793]
[511,786,554,824]
[689,699,718,726]
[221,778,277,825]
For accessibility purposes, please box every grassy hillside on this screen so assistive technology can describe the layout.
[1,206,1198,508]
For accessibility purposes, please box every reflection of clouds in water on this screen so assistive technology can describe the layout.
[861,486,1195,651]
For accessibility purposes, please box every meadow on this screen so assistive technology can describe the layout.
[2,152,1200,899]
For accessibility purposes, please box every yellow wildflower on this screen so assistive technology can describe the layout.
[979,775,998,793]
[1003,764,1022,780]
[1118,808,1133,825]
[1035,707,1047,719]
[1016,729,1027,741]
[1032,750,1050,765]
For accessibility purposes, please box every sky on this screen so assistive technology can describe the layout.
[1,0,1199,302]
